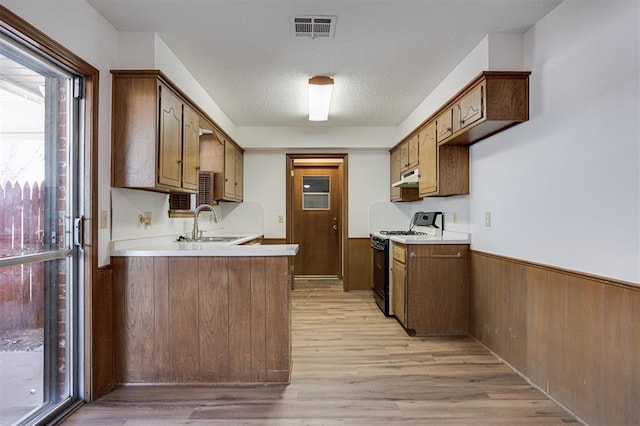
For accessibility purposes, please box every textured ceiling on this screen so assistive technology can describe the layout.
[87,0,561,127]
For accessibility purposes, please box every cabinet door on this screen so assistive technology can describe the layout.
[392,258,406,327]
[224,142,236,199]
[436,108,453,144]
[158,85,183,188]
[407,134,419,170]
[418,122,437,196]
[390,149,401,201]
[234,148,243,200]
[453,82,484,134]
[182,104,200,191]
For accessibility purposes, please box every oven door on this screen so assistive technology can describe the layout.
[371,238,390,316]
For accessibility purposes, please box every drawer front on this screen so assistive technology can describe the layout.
[436,108,453,143]
[392,244,406,264]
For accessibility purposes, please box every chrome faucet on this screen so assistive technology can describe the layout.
[192,204,219,240]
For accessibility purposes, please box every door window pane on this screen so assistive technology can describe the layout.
[0,31,79,424]
[302,176,330,210]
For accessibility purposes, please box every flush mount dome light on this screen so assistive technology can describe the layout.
[308,76,334,121]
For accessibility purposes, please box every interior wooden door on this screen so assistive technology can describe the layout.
[292,164,342,277]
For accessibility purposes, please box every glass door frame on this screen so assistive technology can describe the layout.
[0,5,99,423]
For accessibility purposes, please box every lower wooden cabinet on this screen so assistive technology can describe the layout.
[391,243,469,336]
[112,256,291,384]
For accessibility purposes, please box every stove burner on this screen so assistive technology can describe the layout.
[379,230,427,235]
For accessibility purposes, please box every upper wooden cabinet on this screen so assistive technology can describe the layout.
[390,147,419,202]
[417,122,437,196]
[390,70,529,200]
[199,124,244,203]
[441,71,530,146]
[223,139,244,202]
[418,121,469,197]
[400,134,419,172]
[112,70,202,193]
[435,108,454,144]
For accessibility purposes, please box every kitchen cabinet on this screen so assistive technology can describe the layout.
[224,140,244,201]
[112,70,201,193]
[199,125,244,203]
[390,70,528,200]
[391,243,469,336]
[390,148,419,202]
[400,134,419,172]
[439,71,530,146]
[435,108,454,144]
[112,255,292,384]
[418,121,469,197]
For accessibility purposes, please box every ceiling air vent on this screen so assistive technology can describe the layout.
[292,16,336,39]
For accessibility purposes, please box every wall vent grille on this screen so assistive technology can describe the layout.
[292,16,336,39]
[198,171,215,206]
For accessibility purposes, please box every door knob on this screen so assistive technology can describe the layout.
[333,225,338,231]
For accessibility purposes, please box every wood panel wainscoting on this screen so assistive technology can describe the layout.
[112,256,291,385]
[346,237,373,291]
[86,265,115,401]
[470,250,640,426]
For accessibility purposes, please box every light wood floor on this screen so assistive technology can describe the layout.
[65,280,579,425]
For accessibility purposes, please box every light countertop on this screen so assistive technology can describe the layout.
[371,230,470,245]
[110,233,299,257]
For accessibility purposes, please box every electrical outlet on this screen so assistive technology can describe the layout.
[278,215,284,223]
[144,211,152,226]
[484,212,492,227]
[100,210,108,229]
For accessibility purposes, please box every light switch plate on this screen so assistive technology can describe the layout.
[484,212,492,227]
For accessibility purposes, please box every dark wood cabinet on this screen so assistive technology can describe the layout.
[417,121,469,197]
[112,255,292,384]
[392,243,469,336]
[112,71,201,193]
[390,71,529,200]
[389,148,419,202]
[400,134,419,172]
[198,125,244,203]
[441,71,530,146]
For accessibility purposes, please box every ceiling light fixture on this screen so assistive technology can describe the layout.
[308,76,334,121]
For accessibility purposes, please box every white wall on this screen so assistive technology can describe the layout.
[242,149,392,238]
[469,0,640,283]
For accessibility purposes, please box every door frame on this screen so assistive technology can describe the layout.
[0,4,99,408]
[286,154,349,291]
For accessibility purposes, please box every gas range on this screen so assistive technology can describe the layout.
[378,211,444,238]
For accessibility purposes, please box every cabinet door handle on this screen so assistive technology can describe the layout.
[409,252,463,258]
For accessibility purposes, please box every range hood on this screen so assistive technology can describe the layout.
[392,169,419,187]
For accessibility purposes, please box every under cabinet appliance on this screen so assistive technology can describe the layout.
[392,168,419,188]
[371,235,391,316]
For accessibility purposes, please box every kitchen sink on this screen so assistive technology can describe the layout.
[176,236,242,243]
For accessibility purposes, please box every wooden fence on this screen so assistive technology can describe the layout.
[0,181,45,330]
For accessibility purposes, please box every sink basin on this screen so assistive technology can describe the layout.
[176,236,242,243]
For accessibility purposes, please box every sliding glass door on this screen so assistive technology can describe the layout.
[0,30,83,425]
